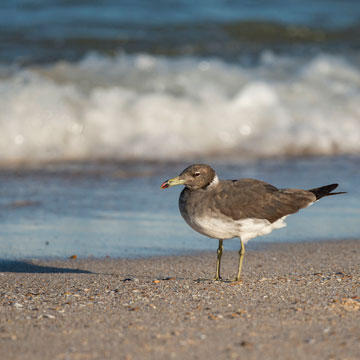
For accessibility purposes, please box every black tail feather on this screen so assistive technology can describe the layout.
[308,184,347,200]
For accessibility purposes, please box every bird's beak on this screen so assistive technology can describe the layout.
[161,176,186,189]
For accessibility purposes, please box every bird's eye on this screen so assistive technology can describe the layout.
[194,172,200,177]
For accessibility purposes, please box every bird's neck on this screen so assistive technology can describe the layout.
[204,174,220,190]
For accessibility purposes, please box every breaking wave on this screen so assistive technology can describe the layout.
[1,51,360,163]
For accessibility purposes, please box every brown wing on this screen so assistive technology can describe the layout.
[211,179,316,223]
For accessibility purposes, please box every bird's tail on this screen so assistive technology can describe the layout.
[308,184,346,200]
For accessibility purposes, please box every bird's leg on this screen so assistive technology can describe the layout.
[234,239,245,282]
[214,239,223,281]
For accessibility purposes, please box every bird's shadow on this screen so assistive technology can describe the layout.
[0,260,93,274]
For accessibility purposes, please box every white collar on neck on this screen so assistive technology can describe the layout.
[206,174,219,189]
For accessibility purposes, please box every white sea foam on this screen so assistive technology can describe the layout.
[0,51,360,163]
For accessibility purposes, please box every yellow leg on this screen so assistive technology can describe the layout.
[214,239,223,281]
[234,239,245,282]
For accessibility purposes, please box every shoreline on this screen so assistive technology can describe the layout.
[1,236,357,263]
[1,239,359,359]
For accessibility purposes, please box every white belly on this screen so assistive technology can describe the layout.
[181,210,287,243]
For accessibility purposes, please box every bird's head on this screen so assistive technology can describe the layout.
[161,164,218,190]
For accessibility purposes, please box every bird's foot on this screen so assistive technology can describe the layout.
[213,275,222,281]
[230,277,242,283]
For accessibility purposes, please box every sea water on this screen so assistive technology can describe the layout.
[0,157,358,259]
[0,0,359,259]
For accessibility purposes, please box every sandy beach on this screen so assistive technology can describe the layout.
[1,2,360,360]
[0,239,359,360]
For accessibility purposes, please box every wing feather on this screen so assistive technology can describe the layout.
[211,179,316,223]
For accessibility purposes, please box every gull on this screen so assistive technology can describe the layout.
[161,164,345,281]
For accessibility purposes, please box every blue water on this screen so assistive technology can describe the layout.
[0,1,359,259]
[1,0,360,63]
[0,157,358,259]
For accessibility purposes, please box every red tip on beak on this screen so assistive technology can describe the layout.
[161,181,169,189]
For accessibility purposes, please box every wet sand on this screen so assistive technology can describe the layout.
[1,239,359,360]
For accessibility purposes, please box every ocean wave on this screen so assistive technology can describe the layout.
[0,51,360,164]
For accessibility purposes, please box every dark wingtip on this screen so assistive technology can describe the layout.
[308,183,346,200]
[329,191,347,196]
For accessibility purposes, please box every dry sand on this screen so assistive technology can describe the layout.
[0,239,359,360]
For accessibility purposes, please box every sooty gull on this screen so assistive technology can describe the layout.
[161,164,346,282]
